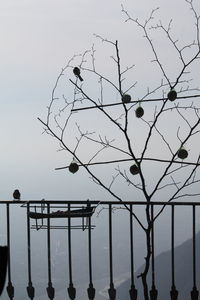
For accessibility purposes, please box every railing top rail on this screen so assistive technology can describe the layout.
[1,200,200,206]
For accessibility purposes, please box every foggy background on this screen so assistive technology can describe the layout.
[0,0,200,299]
[0,0,199,200]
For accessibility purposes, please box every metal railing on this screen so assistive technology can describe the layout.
[0,200,200,300]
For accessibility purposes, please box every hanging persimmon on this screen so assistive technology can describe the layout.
[167,89,177,101]
[177,148,188,159]
[122,94,131,103]
[130,164,139,175]
[135,106,144,118]
[69,159,79,173]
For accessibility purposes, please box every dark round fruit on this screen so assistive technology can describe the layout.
[122,94,131,103]
[177,148,188,160]
[130,164,139,175]
[167,90,177,101]
[69,162,79,173]
[135,106,144,118]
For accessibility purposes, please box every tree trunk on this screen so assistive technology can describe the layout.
[139,204,152,300]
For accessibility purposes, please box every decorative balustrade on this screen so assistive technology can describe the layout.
[0,200,199,300]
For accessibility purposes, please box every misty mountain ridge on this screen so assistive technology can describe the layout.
[116,231,200,300]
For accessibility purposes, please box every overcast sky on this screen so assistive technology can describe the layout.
[0,0,199,201]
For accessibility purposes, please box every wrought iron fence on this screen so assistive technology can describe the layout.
[0,200,200,300]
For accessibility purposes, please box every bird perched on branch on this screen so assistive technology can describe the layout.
[73,67,83,81]
[13,189,21,201]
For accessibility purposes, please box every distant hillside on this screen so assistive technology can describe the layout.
[116,232,200,300]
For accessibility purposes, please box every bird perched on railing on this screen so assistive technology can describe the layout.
[73,67,83,81]
[13,189,21,201]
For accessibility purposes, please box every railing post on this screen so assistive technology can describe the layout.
[26,203,35,299]
[87,215,95,300]
[190,205,199,300]
[6,204,14,300]
[150,204,158,300]
[129,204,137,300]
[67,203,76,300]
[46,203,55,300]
[170,205,178,300]
[108,204,116,300]
[0,204,9,297]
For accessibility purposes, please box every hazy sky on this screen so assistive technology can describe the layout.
[0,0,199,201]
[0,3,200,289]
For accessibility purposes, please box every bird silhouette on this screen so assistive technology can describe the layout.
[13,189,20,201]
[73,67,83,81]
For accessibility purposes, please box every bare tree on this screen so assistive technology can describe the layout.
[38,1,200,299]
